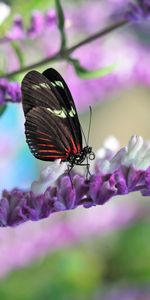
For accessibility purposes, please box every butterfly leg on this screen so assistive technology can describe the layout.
[85,156,91,180]
[67,163,74,188]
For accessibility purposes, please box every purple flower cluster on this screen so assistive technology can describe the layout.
[2,9,56,42]
[126,0,150,21]
[100,286,150,300]
[0,135,150,227]
[0,166,149,227]
[0,78,21,104]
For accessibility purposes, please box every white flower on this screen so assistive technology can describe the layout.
[96,136,120,159]
[122,135,150,170]
[98,135,150,174]
[95,136,120,173]
[31,159,67,196]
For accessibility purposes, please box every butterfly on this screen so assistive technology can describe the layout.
[21,68,95,171]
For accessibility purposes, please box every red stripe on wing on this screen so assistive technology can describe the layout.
[36,130,50,137]
[38,149,62,153]
[37,144,56,148]
[70,136,81,154]
[38,137,51,142]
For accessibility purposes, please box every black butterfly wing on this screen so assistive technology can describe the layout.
[42,68,83,150]
[25,107,81,161]
[21,70,61,116]
[42,68,77,113]
[21,69,83,158]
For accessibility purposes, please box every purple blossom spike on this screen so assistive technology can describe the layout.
[27,11,44,38]
[0,135,150,227]
[7,81,22,103]
[6,15,25,40]
[2,8,57,43]
[126,0,150,21]
[45,9,57,26]
[0,78,21,104]
[0,78,8,105]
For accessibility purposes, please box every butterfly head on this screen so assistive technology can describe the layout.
[68,145,95,167]
[83,146,95,161]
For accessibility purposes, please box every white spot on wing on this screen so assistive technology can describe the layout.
[69,107,76,117]
[55,81,64,88]
[51,81,64,88]
[40,83,49,88]
[47,108,67,118]
[47,106,76,118]
[32,83,50,90]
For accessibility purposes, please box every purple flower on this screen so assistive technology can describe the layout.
[126,0,150,21]
[7,81,22,102]
[2,9,57,42]
[45,9,57,26]
[0,78,21,104]
[0,135,150,227]
[27,11,44,38]
[0,78,8,104]
[6,15,25,40]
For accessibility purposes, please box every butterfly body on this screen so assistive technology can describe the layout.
[68,146,92,166]
[21,68,95,170]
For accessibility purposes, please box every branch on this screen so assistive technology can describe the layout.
[3,19,128,79]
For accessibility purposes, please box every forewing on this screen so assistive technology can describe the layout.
[25,107,81,161]
[21,70,62,116]
[42,68,82,148]
[43,68,76,111]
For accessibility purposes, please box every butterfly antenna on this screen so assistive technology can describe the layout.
[87,106,92,145]
[80,106,92,147]
[80,125,88,146]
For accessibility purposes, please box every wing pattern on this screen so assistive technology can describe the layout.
[21,69,82,161]
[42,68,82,153]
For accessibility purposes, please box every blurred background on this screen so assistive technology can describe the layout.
[0,0,150,299]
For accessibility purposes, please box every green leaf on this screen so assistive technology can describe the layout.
[68,57,115,80]
[55,0,66,50]
[11,41,24,67]
[0,105,7,116]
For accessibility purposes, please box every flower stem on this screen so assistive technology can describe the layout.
[4,19,128,79]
